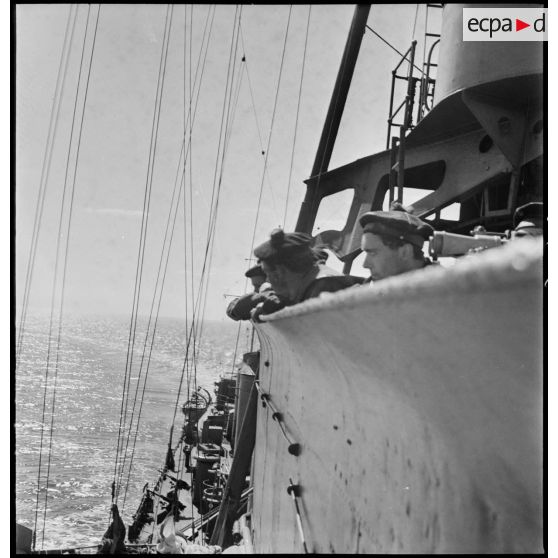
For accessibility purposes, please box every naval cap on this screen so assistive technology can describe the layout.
[359,207,434,247]
[253,228,313,263]
[244,264,266,278]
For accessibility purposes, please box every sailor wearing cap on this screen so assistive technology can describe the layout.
[226,264,277,321]
[359,204,434,282]
[227,228,363,321]
[254,228,362,305]
[512,202,543,238]
[244,264,268,293]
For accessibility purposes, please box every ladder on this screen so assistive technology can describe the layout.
[386,4,443,205]
[416,3,442,124]
[386,40,419,205]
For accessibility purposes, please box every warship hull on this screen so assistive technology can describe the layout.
[251,239,543,553]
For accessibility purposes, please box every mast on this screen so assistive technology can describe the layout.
[295,4,371,234]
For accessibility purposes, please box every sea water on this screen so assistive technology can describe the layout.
[15,314,245,550]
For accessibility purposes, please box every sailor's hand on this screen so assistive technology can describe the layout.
[250,290,285,322]
[250,302,265,323]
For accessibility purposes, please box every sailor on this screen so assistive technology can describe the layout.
[359,203,434,282]
[226,263,279,321]
[226,229,363,321]
[512,201,543,238]
[250,228,363,320]
[245,263,268,293]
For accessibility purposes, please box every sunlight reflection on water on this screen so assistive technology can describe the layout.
[15,314,242,549]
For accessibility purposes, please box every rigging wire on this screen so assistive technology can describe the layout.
[239,25,264,155]
[179,5,245,384]
[183,3,192,411]
[174,3,215,416]
[32,4,100,548]
[31,4,82,547]
[217,56,246,374]
[365,24,424,75]
[136,6,228,528]
[116,2,175,502]
[186,4,212,443]
[179,4,217,403]
[122,8,220,512]
[309,9,425,232]
[229,321,244,375]
[42,7,101,545]
[181,3,217,410]
[247,4,293,259]
[197,6,245,344]
[121,24,223,500]
[118,3,217,509]
[114,3,173,502]
[283,5,311,228]
[411,3,419,40]
[230,18,274,366]
[16,5,77,370]
[227,5,294,366]
[120,3,175,479]
[139,10,247,535]
[167,5,245,414]
[230,21,259,369]
[306,8,386,230]
[198,4,241,287]
[31,6,79,548]
[133,0,214,452]
[182,8,194,502]
[181,3,242,365]
[113,5,172,497]
[121,163,188,509]
[118,2,291,529]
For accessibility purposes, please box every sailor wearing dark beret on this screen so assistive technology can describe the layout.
[255,228,362,302]
[512,201,543,238]
[227,228,363,321]
[253,229,314,264]
[359,203,434,282]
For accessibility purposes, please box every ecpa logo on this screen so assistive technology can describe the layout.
[463,8,547,41]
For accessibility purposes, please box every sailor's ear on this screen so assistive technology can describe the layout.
[398,242,414,261]
[273,263,288,279]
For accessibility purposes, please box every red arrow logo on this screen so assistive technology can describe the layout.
[516,18,530,31]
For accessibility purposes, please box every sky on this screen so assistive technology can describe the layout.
[16,4,445,324]
[13,3,475,326]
